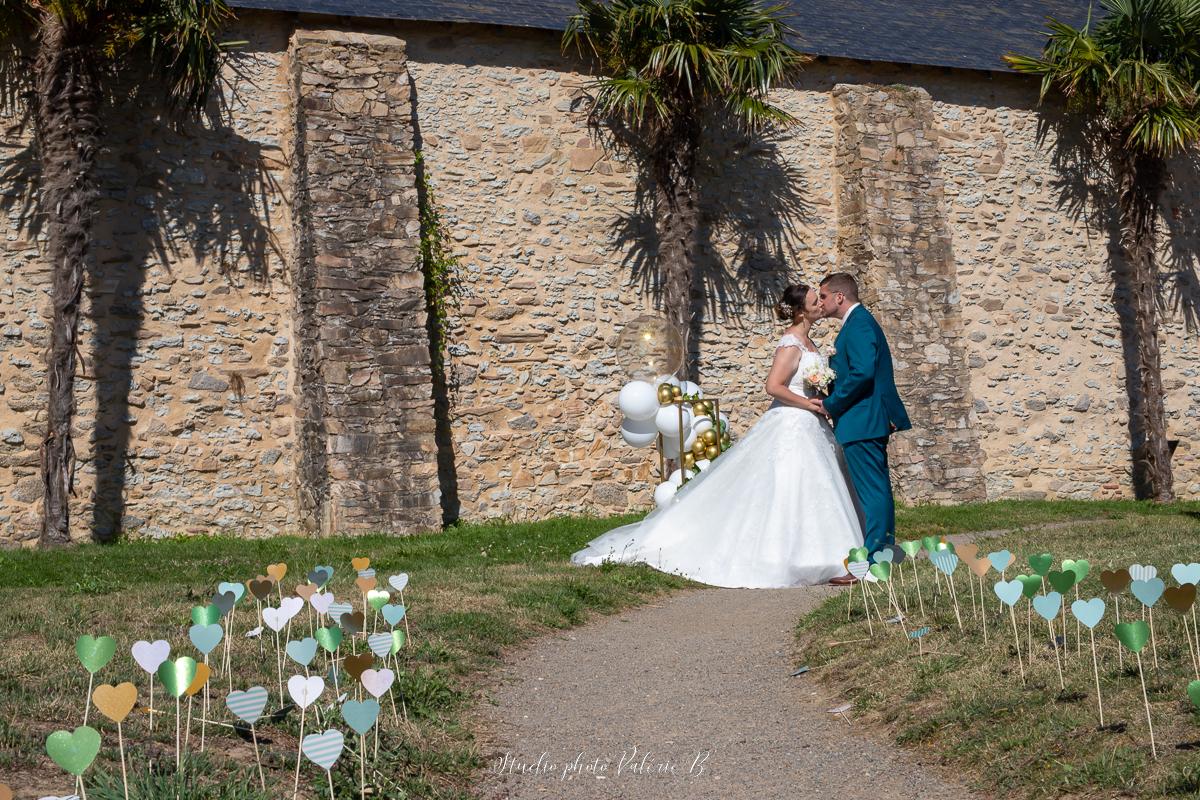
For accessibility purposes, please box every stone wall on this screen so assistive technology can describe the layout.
[0,14,1196,545]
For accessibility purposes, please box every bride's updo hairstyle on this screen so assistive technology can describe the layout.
[774,283,810,323]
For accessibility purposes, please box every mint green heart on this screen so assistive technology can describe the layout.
[920,536,939,553]
[287,637,318,667]
[1063,559,1090,584]
[342,699,380,735]
[191,604,221,626]
[381,604,406,627]
[869,562,892,582]
[391,630,406,654]
[188,623,223,656]
[847,547,869,563]
[1016,574,1042,599]
[1188,680,1200,710]
[898,540,922,558]
[315,626,343,653]
[218,581,246,604]
[934,541,955,553]
[46,725,101,775]
[75,635,116,674]
[1047,570,1076,594]
[1115,620,1150,653]
[1028,553,1053,577]
[157,656,198,698]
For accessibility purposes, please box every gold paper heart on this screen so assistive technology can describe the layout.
[957,543,980,562]
[185,663,212,697]
[344,652,374,680]
[266,563,288,583]
[295,584,317,601]
[351,557,371,571]
[967,555,991,579]
[355,576,377,593]
[93,682,138,723]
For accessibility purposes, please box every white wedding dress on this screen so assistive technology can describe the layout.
[571,334,865,588]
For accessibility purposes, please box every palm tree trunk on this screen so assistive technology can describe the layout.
[35,14,101,545]
[1116,148,1174,502]
[655,129,701,377]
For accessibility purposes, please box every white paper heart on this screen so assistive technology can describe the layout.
[360,668,395,699]
[388,573,409,592]
[310,592,335,615]
[301,729,344,770]
[1130,564,1158,582]
[131,640,170,674]
[279,596,304,621]
[263,607,288,632]
[287,675,325,709]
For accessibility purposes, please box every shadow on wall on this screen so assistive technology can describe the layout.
[0,49,280,543]
[594,112,815,380]
[1035,109,1200,498]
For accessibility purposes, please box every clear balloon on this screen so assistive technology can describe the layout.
[615,315,685,381]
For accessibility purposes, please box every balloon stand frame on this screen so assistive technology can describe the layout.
[656,398,722,487]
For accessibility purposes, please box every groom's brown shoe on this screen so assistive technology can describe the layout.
[828,573,858,586]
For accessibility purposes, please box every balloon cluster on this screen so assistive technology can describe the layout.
[617,375,732,508]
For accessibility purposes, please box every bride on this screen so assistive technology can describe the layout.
[571,284,865,588]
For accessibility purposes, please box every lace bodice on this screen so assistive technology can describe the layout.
[776,333,827,398]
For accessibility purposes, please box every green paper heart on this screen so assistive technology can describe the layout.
[934,541,955,553]
[1016,574,1042,599]
[75,635,116,674]
[46,725,101,776]
[191,604,221,626]
[869,562,892,582]
[899,540,922,558]
[315,626,343,653]
[1063,558,1091,584]
[391,629,406,654]
[1047,570,1076,594]
[920,536,939,553]
[1188,680,1200,710]
[1028,553,1053,577]
[157,656,198,698]
[366,589,390,611]
[1115,620,1150,654]
[847,547,869,563]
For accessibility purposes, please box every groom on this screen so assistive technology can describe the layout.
[813,273,911,575]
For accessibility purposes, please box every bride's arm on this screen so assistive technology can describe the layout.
[765,347,821,412]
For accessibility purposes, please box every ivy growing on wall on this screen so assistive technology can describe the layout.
[415,151,460,386]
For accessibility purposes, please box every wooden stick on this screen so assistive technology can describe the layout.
[118,721,129,800]
[1075,586,1082,656]
[913,559,926,617]
[251,724,266,792]
[948,571,964,631]
[84,672,94,725]
[360,733,366,800]
[1009,605,1025,684]
[399,588,412,649]
[200,655,208,752]
[184,695,193,750]
[845,583,854,621]
[78,775,87,800]
[275,631,284,705]
[1026,600,1033,664]
[1184,613,1200,680]
[979,576,988,644]
[175,695,181,770]
[1136,651,1157,759]
[1088,627,1104,727]
[292,705,307,799]
[1060,601,1069,655]
[327,768,335,800]
[898,560,909,614]
[1116,596,1124,670]
[1049,618,1065,690]
[859,579,874,636]
[149,674,155,733]
[1149,607,1160,669]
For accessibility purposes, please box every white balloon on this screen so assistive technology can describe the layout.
[691,417,713,436]
[654,481,678,507]
[618,381,659,421]
[620,416,658,448]
[654,405,691,437]
[683,428,698,451]
[654,374,681,387]
[660,435,681,457]
[667,468,685,487]
[679,380,703,398]
[695,458,712,472]
[718,412,729,432]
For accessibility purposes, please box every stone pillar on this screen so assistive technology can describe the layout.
[833,84,987,503]
[290,30,440,534]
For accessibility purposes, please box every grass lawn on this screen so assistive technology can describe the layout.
[797,500,1200,799]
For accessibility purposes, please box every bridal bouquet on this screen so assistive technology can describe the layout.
[803,364,836,395]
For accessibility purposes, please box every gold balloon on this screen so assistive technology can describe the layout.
[671,386,682,399]
[691,438,707,456]
[682,453,696,469]
[691,403,707,416]
[701,400,714,413]
[658,386,674,404]
[701,429,718,446]
[614,314,686,381]
[704,445,719,459]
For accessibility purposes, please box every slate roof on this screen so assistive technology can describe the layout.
[232,0,1095,73]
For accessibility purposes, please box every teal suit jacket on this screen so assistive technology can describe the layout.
[824,306,911,444]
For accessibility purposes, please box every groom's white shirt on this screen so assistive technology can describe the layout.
[842,302,861,323]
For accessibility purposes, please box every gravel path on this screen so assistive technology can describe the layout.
[470,584,986,800]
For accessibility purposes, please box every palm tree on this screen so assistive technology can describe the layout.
[1006,0,1200,502]
[563,0,807,369]
[0,1,235,545]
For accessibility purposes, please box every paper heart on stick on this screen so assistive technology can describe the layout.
[131,640,170,675]
[355,576,377,593]
[847,561,870,580]
[987,550,1015,572]
[315,626,343,653]
[45,726,101,776]
[1131,578,1165,608]
[956,543,979,562]
[327,601,352,623]
[847,547,869,563]
[287,674,325,708]
[898,541,922,559]
[1188,680,1200,710]
[185,663,211,697]
[248,578,274,601]
[344,653,374,680]
[931,552,959,576]
[157,657,197,698]
[1028,553,1053,577]
[1173,563,1200,587]
[340,611,366,635]
[871,549,893,565]
[390,630,406,653]
[295,584,317,602]
[919,536,939,553]
[351,557,370,571]
[967,556,991,579]
[191,604,220,626]
[341,699,380,736]
[308,566,334,587]
[75,635,116,674]
[1047,570,1076,594]
[1100,569,1132,594]
[868,562,891,582]
[1016,574,1041,599]
[1164,584,1197,614]
[0,784,10,800]
[367,633,393,658]
[218,581,246,604]
[311,592,335,615]
[302,729,345,771]
[1071,597,1106,629]
[211,591,236,616]
[1033,592,1062,621]
[286,638,318,667]
[1115,620,1150,653]
[366,589,390,611]
[92,682,137,723]
[263,607,289,633]
[226,686,268,724]
[357,567,376,580]
[1062,559,1091,584]
[994,579,1024,607]
[189,623,223,656]
[388,573,410,592]
[381,604,406,627]
[360,668,395,699]
[265,563,287,583]
[1129,564,1158,582]
[887,544,906,564]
